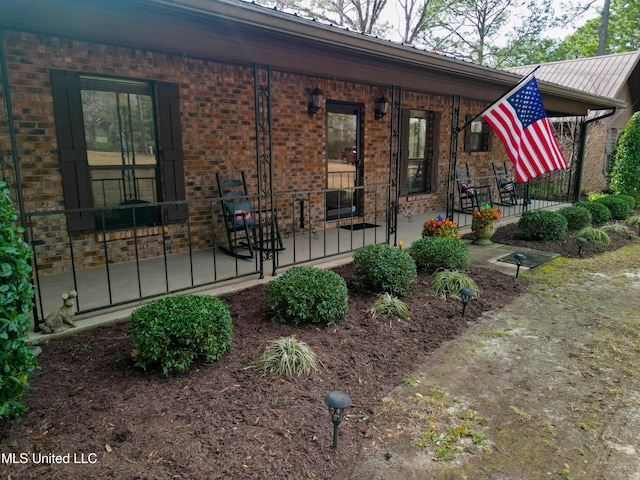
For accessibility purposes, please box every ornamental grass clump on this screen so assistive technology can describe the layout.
[422,215,460,239]
[369,292,410,320]
[353,244,417,296]
[518,210,567,240]
[249,336,319,377]
[0,182,38,420]
[409,236,470,274]
[430,270,479,300]
[624,215,640,234]
[130,294,232,376]
[571,227,611,246]
[264,266,348,326]
[471,205,501,234]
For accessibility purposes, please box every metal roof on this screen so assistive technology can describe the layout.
[508,51,640,99]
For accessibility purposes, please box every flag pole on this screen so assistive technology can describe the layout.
[455,65,541,134]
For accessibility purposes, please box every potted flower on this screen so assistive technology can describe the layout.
[471,205,501,245]
[422,215,460,239]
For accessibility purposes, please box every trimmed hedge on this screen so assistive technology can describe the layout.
[409,236,470,274]
[595,196,630,220]
[130,294,232,376]
[573,201,611,225]
[352,244,417,296]
[518,210,568,240]
[264,266,348,326]
[557,205,592,230]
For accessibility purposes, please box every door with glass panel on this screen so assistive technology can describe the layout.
[326,103,362,220]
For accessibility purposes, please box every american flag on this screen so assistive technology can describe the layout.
[482,77,567,184]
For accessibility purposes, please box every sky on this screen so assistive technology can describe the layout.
[380,0,604,45]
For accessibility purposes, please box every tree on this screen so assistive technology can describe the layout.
[532,0,640,61]
[254,0,390,35]
[610,112,640,203]
[413,0,559,67]
[395,0,441,44]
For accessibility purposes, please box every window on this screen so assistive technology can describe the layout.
[51,71,186,232]
[464,115,491,152]
[604,127,618,173]
[400,109,438,195]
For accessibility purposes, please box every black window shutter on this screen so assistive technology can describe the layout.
[50,70,95,233]
[157,82,187,222]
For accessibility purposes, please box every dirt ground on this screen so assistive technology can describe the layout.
[0,222,638,480]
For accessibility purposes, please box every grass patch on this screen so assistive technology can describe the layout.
[379,385,488,461]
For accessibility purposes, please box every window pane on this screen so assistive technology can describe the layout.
[408,117,427,159]
[407,159,426,194]
[81,77,159,228]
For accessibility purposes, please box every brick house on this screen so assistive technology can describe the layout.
[0,0,624,318]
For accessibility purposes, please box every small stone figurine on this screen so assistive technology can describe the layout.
[41,290,78,334]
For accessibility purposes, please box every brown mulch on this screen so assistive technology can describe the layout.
[1,220,637,480]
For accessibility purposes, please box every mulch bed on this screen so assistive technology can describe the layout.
[0,220,637,479]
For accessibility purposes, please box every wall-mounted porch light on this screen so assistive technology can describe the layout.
[374,95,390,120]
[308,87,324,116]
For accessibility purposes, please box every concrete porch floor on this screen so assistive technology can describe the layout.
[30,201,556,340]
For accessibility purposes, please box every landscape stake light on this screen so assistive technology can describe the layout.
[324,390,352,450]
[459,288,476,318]
[514,252,527,278]
[577,237,587,257]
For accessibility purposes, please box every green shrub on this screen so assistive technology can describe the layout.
[557,205,592,230]
[409,237,470,274]
[369,292,410,320]
[0,182,38,420]
[430,270,479,300]
[352,244,417,296]
[249,336,318,377]
[594,196,630,220]
[130,294,232,376]
[573,201,612,225]
[518,210,568,240]
[264,266,348,325]
[610,111,640,204]
[608,194,636,210]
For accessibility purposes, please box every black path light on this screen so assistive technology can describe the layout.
[577,237,587,257]
[459,288,476,318]
[324,390,352,450]
[514,252,527,278]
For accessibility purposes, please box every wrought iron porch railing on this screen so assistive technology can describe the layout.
[25,183,394,327]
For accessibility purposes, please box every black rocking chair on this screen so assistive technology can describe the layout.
[492,162,517,206]
[216,171,284,259]
[454,164,481,213]
[216,172,258,259]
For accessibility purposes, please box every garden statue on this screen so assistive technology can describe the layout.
[41,290,78,334]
